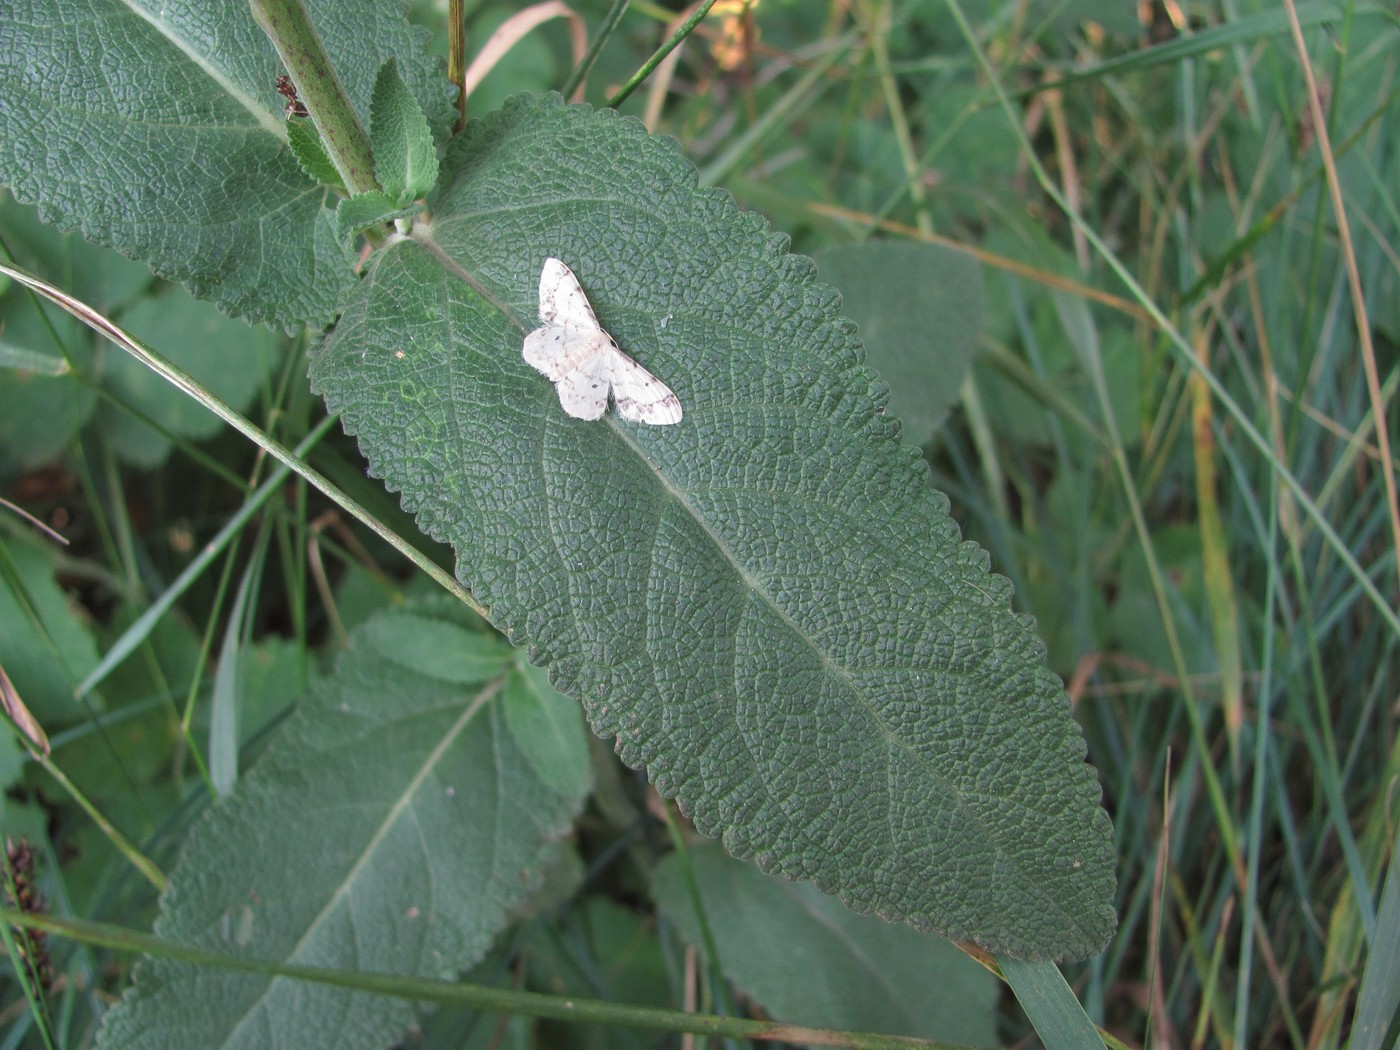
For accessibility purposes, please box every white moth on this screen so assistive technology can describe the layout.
[522,258,683,425]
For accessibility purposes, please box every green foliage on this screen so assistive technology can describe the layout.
[0,0,453,329]
[654,842,1000,1045]
[335,192,425,241]
[0,535,101,722]
[370,59,439,206]
[286,120,345,192]
[1,0,1395,1047]
[99,291,279,468]
[310,92,1115,961]
[816,241,983,443]
[96,600,591,1049]
[0,196,277,471]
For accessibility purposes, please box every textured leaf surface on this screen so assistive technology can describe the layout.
[0,0,453,329]
[310,93,1116,960]
[95,600,590,1050]
[336,192,423,242]
[654,843,998,1045]
[816,240,983,443]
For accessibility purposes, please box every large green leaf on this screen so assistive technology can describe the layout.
[95,600,591,1049]
[309,93,1116,960]
[0,0,454,329]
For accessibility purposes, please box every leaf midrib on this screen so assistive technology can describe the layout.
[417,241,1089,935]
[615,414,1093,937]
[224,678,502,1042]
[122,0,284,137]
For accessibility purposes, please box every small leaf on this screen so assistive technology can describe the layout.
[364,612,513,682]
[209,561,258,797]
[309,93,1116,960]
[655,843,999,1044]
[335,192,424,241]
[287,119,346,191]
[816,240,983,443]
[94,599,590,1049]
[370,58,438,206]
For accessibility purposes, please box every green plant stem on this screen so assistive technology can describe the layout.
[2,909,965,1049]
[607,0,722,108]
[657,803,740,1024]
[449,0,466,129]
[561,0,631,99]
[854,0,931,237]
[0,918,57,1050]
[250,0,378,195]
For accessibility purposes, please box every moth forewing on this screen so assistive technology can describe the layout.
[522,323,597,382]
[537,257,601,329]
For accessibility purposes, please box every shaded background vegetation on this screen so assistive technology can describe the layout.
[3,1,1396,1046]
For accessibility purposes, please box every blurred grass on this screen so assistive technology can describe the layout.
[622,0,1398,1044]
[3,0,1397,1046]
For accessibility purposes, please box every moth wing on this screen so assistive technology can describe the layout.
[538,258,601,329]
[552,343,615,421]
[607,346,683,425]
[522,323,600,381]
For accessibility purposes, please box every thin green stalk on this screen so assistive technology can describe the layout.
[561,0,632,100]
[449,0,466,129]
[0,919,57,1050]
[2,909,969,1049]
[656,804,740,1028]
[28,756,166,892]
[854,0,932,237]
[608,0,722,108]
[250,0,378,195]
[1235,474,1281,1047]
